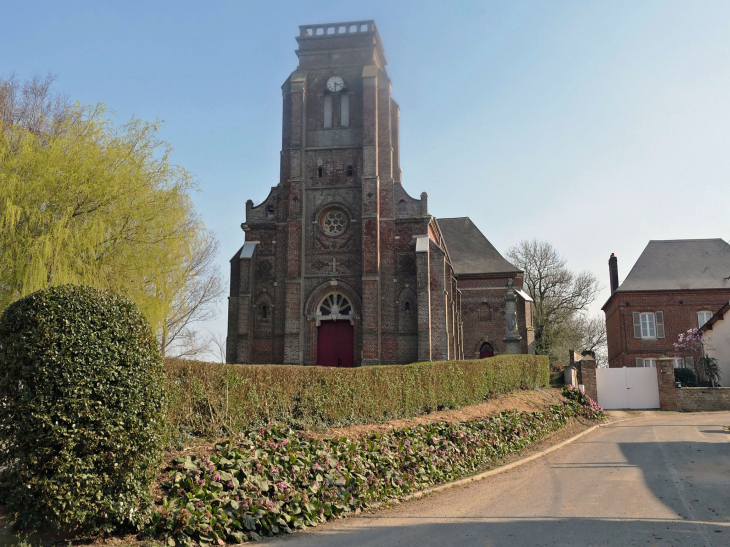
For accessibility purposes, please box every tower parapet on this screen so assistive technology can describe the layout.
[295,20,387,71]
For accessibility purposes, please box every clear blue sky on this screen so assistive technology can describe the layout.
[3,1,730,351]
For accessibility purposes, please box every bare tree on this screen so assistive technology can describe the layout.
[0,72,70,136]
[205,330,227,364]
[569,314,608,367]
[506,240,601,364]
[160,229,226,359]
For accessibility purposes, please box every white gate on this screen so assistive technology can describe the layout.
[596,367,660,410]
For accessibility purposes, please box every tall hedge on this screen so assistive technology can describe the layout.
[0,285,166,532]
[165,354,549,435]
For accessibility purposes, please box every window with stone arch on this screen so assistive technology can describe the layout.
[318,292,352,320]
[398,291,417,333]
[479,302,492,322]
[398,199,407,214]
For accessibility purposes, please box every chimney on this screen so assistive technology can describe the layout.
[609,253,619,294]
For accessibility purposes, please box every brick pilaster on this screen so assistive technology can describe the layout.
[580,357,598,403]
[360,65,381,364]
[416,237,431,361]
[429,242,449,361]
[656,358,678,410]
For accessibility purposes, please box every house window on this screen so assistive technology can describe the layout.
[635,358,656,368]
[324,95,332,128]
[632,311,665,339]
[673,358,685,368]
[340,93,350,127]
[641,313,655,338]
[698,311,713,327]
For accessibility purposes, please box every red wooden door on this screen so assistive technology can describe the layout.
[317,321,354,367]
[479,342,494,359]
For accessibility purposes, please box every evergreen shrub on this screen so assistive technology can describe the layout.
[0,285,166,532]
[165,354,549,435]
[674,367,697,387]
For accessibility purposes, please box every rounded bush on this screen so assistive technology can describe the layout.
[674,367,697,387]
[0,285,166,532]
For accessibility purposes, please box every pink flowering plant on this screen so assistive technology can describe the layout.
[561,385,605,420]
[674,329,721,386]
[674,328,703,354]
[148,395,602,545]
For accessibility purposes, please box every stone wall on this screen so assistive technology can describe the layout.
[676,388,730,411]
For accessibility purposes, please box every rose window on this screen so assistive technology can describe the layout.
[321,209,347,236]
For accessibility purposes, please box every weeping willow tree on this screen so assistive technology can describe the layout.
[0,74,212,339]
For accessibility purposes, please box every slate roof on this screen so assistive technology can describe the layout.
[437,217,521,276]
[616,239,730,292]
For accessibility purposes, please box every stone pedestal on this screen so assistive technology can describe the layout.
[503,279,522,354]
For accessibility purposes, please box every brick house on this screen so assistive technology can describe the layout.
[226,21,534,365]
[602,239,730,369]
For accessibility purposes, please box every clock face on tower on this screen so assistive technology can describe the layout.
[326,76,345,92]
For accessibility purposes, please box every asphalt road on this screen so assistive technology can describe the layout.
[267,412,730,547]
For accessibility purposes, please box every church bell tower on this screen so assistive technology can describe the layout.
[229,21,431,366]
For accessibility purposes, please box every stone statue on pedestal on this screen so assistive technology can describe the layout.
[503,278,522,354]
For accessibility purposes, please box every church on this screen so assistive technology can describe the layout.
[227,21,535,366]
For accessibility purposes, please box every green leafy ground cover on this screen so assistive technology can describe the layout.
[148,391,604,545]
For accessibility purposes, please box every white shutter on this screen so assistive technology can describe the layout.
[655,311,665,338]
[632,312,642,338]
[324,95,332,128]
[340,93,349,127]
[635,357,644,367]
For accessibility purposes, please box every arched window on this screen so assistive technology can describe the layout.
[319,292,352,318]
[398,200,407,214]
[324,95,333,128]
[347,165,353,177]
[266,206,274,219]
[318,166,323,178]
[261,305,267,319]
[398,294,417,334]
[340,93,350,127]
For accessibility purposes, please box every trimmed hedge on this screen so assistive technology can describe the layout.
[165,355,549,435]
[0,285,166,532]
